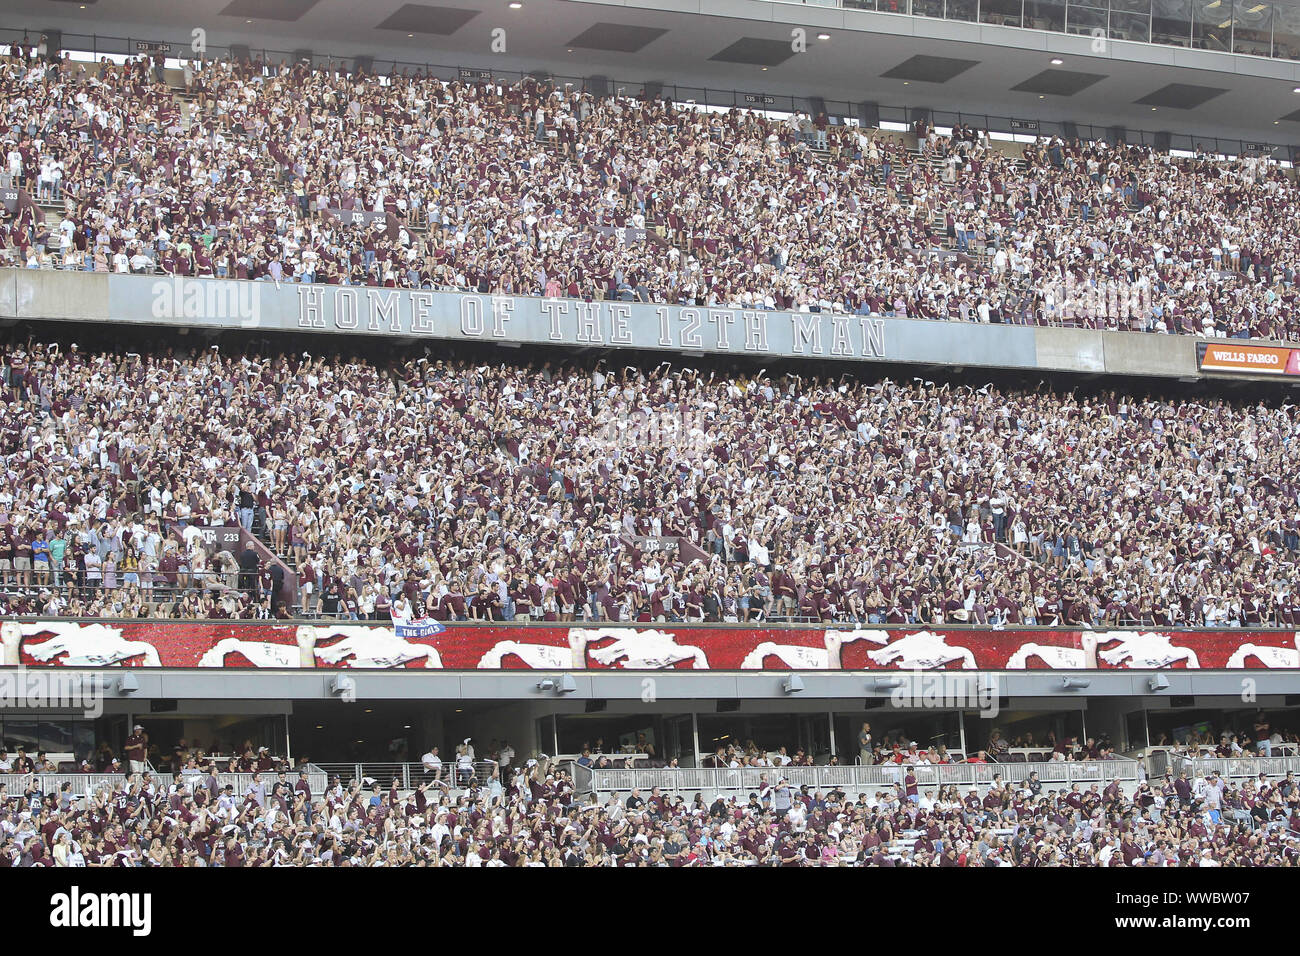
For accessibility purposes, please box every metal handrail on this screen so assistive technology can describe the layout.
[584,758,1142,795]
[313,760,503,790]
[4,615,1300,633]
[1168,754,1300,780]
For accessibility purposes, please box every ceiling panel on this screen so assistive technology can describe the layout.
[1012,69,1108,97]
[881,54,980,83]
[374,3,480,35]
[568,22,669,53]
[709,37,799,67]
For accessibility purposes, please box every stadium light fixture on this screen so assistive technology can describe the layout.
[1147,674,1170,692]
[1293,87,1300,93]
[873,676,905,690]
[509,1,523,8]
[1050,58,1063,65]
[329,674,355,697]
[1060,677,1090,690]
[117,673,139,696]
[558,674,578,694]
[782,675,805,694]
[536,678,556,691]
[818,33,830,40]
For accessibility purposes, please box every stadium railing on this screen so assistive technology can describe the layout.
[0,772,172,796]
[313,760,501,791]
[176,766,329,796]
[1168,754,1300,781]
[578,758,1142,795]
[0,764,329,798]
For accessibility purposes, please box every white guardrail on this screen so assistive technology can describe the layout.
[313,761,501,790]
[1165,755,1300,781]
[0,766,329,798]
[579,759,1143,795]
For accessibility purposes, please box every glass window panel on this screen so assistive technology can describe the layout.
[1273,1,1300,59]
[1193,0,1232,50]
[844,0,879,10]
[1068,3,1110,36]
[982,0,1024,27]
[1111,9,1152,40]
[1232,1,1273,55]
[3,719,37,754]
[1152,0,1193,45]
[914,0,946,16]
[947,0,980,22]
[38,718,73,754]
[73,723,94,762]
[876,0,911,12]
[1025,0,1068,31]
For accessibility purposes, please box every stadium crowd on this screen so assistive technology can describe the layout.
[1,45,1299,339]
[3,337,1300,626]
[3,758,1299,865]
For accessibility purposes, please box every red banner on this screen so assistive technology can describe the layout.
[1,621,1297,670]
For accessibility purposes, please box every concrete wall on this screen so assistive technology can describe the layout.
[1,269,1272,382]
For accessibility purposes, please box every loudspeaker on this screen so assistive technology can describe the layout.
[857,101,880,128]
[1061,120,1079,141]
[583,699,607,713]
[586,74,609,98]
[230,44,252,65]
[1153,130,1171,152]
[715,698,741,713]
[1107,125,1127,146]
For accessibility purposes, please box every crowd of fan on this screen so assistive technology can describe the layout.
[3,336,1300,626]
[4,757,1300,865]
[1,44,1299,339]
